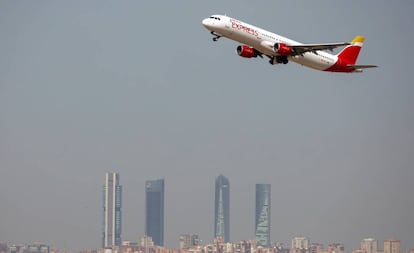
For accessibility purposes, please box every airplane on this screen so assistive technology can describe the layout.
[202,15,377,73]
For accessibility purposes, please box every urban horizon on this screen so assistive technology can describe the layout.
[97,172,412,253]
[2,237,413,253]
[2,171,413,253]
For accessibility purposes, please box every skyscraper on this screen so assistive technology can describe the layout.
[214,175,230,242]
[102,172,122,248]
[145,179,165,246]
[255,184,271,247]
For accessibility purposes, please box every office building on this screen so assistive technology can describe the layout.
[179,234,200,249]
[255,184,271,247]
[214,174,230,242]
[8,244,49,253]
[140,235,155,248]
[146,179,165,246]
[292,237,310,250]
[361,238,378,253]
[102,172,122,248]
[384,240,400,253]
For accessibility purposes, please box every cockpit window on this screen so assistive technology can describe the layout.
[210,16,221,20]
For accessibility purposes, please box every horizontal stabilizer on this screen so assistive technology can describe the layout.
[345,64,378,72]
[347,64,378,69]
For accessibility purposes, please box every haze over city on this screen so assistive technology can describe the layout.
[1,1,413,253]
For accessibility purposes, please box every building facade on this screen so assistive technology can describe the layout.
[146,179,165,246]
[327,243,345,253]
[8,244,50,253]
[255,184,271,247]
[292,237,310,250]
[384,240,400,253]
[102,172,122,248]
[214,175,230,242]
[360,239,377,253]
[179,234,200,249]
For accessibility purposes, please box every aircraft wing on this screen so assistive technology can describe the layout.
[290,42,350,55]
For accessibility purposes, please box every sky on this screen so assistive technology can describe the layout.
[1,1,414,252]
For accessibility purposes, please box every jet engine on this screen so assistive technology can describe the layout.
[236,45,260,58]
[273,43,292,55]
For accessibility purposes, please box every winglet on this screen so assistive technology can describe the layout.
[351,35,365,44]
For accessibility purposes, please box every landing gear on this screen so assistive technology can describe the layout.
[211,31,221,41]
[269,55,289,65]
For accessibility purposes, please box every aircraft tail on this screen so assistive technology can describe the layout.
[336,35,365,64]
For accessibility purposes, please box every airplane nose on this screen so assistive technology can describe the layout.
[202,18,211,28]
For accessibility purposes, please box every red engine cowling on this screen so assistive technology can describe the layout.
[274,43,292,55]
[236,45,259,58]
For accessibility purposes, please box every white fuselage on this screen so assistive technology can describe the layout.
[202,15,338,71]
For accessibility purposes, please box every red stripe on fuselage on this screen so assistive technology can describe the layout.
[323,59,354,72]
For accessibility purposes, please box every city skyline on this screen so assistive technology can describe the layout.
[3,237,412,253]
[214,175,230,243]
[94,173,413,252]
[102,172,122,248]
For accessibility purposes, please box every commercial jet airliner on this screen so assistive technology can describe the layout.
[202,15,377,72]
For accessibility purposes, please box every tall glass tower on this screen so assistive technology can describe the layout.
[255,184,271,247]
[145,179,165,246]
[214,175,230,242]
[102,172,122,248]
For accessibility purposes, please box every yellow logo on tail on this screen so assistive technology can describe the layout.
[351,35,365,43]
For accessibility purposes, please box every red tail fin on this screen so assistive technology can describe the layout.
[337,35,365,64]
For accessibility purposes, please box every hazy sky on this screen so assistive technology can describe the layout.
[1,1,413,252]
